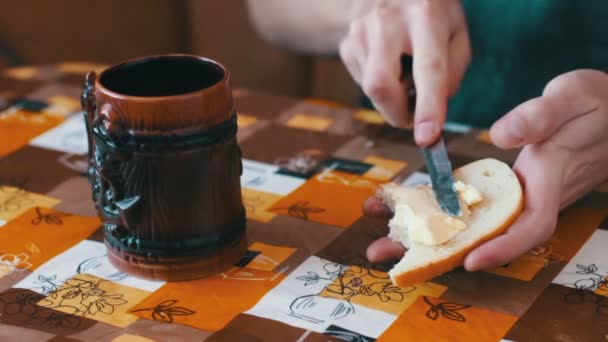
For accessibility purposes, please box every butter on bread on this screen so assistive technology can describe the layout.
[378,158,524,287]
[383,181,481,248]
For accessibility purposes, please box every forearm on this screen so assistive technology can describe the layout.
[245,0,374,55]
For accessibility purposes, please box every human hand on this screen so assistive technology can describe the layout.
[363,69,608,271]
[339,0,470,146]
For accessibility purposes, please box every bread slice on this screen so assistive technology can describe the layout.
[379,158,524,287]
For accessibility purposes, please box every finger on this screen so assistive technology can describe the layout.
[490,92,598,149]
[408,2,451,146]
[464,147,562,271]
[361,8,410,127]
[340,42,363,85]
[367,237,406,263]
[446,27,471,97]
[363,196,392,217]
[339,20,368,85]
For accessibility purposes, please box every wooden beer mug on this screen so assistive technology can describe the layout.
[81,55,247,281]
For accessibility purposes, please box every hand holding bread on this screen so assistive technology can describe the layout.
[366,70,608,286]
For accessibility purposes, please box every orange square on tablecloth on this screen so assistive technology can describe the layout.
[363,155,407,182]
[378,296,517,342]
[304,98,349,109]
[596,277,608,297]
[37,273,150,328]
[48,96,81,114]
[269,170,381,228]
[0,186,61,221]
[0,110,64,157]
[4,66,38,80]
[237,113,259,128]
[485,253,548,281]
[286,113,334,132]
[0,206,100,269]
[242,188,281,223]
[58,62,109,74]
[354,109,385,125]
[130,267,285,331]
[247,242,296,271]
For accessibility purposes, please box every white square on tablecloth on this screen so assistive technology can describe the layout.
[14,240,165,293]
[246,256,397,339]
[552,229,608,291]
[241,159,305,196]
[30,114,88,155]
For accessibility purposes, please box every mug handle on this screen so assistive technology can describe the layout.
[81,71,97,168]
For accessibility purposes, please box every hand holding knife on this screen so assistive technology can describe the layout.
[401,55,462,217]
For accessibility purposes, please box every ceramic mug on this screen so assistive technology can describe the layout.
[81,54,247,281]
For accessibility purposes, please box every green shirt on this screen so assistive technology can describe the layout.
[448,1,608,127]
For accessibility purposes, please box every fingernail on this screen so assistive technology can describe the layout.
[415,121,438,146]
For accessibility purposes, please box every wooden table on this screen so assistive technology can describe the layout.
[0,63,607,341]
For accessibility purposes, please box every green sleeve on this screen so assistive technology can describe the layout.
[448,0,608,128]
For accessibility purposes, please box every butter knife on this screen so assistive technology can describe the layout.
[422,139,462,216]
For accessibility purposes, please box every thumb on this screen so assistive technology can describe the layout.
[490,93,596,149]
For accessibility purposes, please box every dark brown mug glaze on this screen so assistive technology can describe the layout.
[81,55,247,281]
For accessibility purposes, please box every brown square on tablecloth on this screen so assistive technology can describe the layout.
[333,135,425,183]
[600,214,608,230]
[0,146,82,194]
[240,123,351,166]
[0,269,32,293]
[364,125,461,148]
[570,191,608,210]
[246,215,342,256]
[504,284,608,341]
[317,215,395,273]
[432,261,566,317]
[208,313,341,342]
[46,176,97,217]
[25,83,82,104]
[0,288,100,336]
[237,116,271,143]
[276,101,364,135]
[235,92,300,120]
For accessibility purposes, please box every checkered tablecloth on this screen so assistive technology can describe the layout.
[0,63,606,341]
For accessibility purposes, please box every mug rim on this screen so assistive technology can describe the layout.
[95,54,230,101]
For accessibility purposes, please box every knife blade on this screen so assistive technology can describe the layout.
[422,138,462,217]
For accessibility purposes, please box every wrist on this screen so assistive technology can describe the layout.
[246,0,378,55]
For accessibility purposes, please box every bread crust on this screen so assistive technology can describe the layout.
[391,194,524,287]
